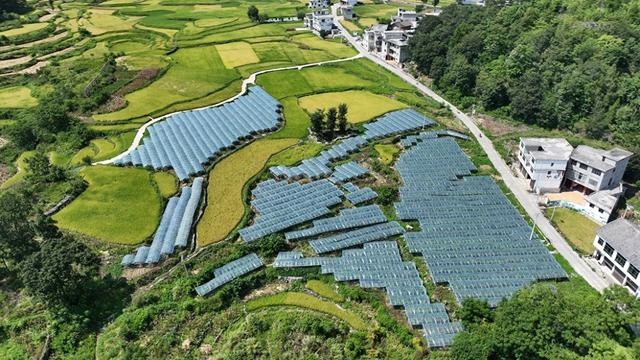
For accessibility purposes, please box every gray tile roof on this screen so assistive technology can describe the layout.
[520,138,573,161]
[597,219,640,268]
[571,145,633,172]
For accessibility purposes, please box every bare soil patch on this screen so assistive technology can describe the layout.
[96,68,160,113]
[0,163,11,186]
[476,113,528,137]
[0,55,32,70]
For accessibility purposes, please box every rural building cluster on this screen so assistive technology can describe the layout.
[517,138,632,224]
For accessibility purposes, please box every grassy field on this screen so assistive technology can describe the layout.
[53,166,162,244]
[374,144,399,165]
[246,292,366,330]
[0,151,36,189]
[0,86,38,108]
[93,45,240,122]
[79,9,142,35]
[306,280,344,302]
[268,142,323,167]
[70,132,136,164]
[546,208,599,255]
[299,90,408,123]
[216,42,260,68]
[152,171,178,198]
[0,23,48,38]
[196,138,297,246]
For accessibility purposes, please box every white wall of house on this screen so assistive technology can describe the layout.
[593,235,640,297]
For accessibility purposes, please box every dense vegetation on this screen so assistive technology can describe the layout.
[451,284,640,359]
[410,0,640,180]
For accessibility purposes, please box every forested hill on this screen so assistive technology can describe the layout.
[409,0,640,180]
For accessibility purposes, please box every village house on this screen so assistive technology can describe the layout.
[362,9,418,65]
[564,145,633,194]
[593,218,640,297]
[517,138,573,194]
[308,0,330,9]
[304,9,334,34]
[519,138,633,224]
[341,5,355,20]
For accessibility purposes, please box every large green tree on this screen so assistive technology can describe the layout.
[450,284,636,359]
[0,190,38,267]
[19,235,99,307]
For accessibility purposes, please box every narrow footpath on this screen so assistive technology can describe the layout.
[332,5,611,292]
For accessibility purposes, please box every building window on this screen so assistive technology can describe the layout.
[615,253,627,267]
[592,168,602,176]
[629,265,639,279]
[597,238,604,245]
[571,160,577,166]
[590,204,595,208]
[551,162,554,166]
[604,243,614,256]
[547,171,551,175]
[579,163,588,170]
[603,257,614,269]
[608,179,612,186]
[598,209,604,213]
[625,279,638,293]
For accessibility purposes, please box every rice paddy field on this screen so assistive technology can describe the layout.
[0,1,462,357]
[0,86,38,108]
[299,90,408,123]
[196,138,297,246]
[0,22,48,38]
[53,166,163,244]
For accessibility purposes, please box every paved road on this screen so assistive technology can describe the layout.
[98,53,363,165]
[332,6,612,292]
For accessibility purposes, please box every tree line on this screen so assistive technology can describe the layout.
[409,0,640,181]
[310,103,349,141]
[450,283,640,359]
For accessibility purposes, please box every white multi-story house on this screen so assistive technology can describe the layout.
[362,12,417,65]
[593,218,640,296]
[308,0,330,9]
[459,0,486,5]
[565,145,633,194]
[341,5,355,20]
[340,0,358,6]
[304,9,334,33]
[517,138,574,194]
[382,31,411,64]
[393,8,417,24]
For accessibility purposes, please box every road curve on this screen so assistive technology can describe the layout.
[97,53,363,165]
[332,5,611,292]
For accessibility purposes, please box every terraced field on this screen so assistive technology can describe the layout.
[53,166,163,244]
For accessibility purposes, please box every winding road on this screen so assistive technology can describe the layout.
[331,5,611,292]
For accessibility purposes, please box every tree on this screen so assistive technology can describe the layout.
[326,107,337,139]
[450,284,632,359]
[337,103,348,133]
[20,235,99,307]
[458,298,492,327]
[26,151,65,184]
[247,5,259,21]
[0,190,38,267]
[432,0,439,9]
[310,109,324,135]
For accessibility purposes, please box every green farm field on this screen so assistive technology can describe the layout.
[246,292,367,330]
[0,86,38,108]
[196,138,297,246]
[53,166,163,244]
[299,90,408,123]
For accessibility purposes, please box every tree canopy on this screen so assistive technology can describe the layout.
[450,283,640,359]
[409,0,640,180]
